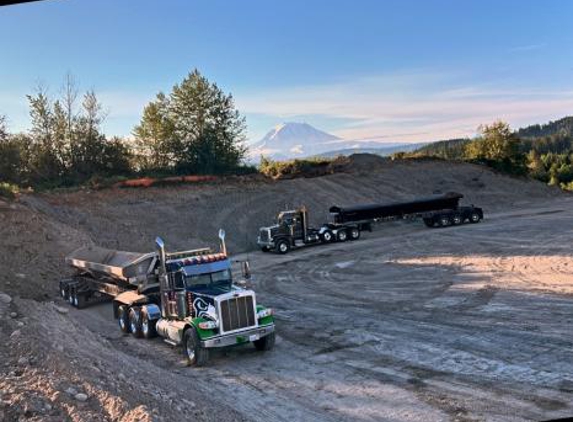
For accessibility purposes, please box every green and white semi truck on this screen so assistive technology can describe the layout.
[60,231,275,366]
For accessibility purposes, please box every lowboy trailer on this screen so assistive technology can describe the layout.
[60,231,275,366]
[257,192,483,253]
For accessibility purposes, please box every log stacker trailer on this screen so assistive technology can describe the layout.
[257,192,483,253]
[60,231,275,366]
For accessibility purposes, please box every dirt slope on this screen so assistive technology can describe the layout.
[20,158,561,257]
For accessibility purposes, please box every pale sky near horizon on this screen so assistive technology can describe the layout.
[1,0,572,144]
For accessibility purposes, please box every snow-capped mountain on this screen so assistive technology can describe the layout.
[248,122,421,161]
[249,122,342,160]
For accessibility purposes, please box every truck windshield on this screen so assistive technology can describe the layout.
[185,269,232,290]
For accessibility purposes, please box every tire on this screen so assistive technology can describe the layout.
[438,216,452,227]
[321,230,333,243]
[261,246,270,252]
[129,307,143,338]
[423,218,435,228]
[75,293,86,309]
[337,230,348,242]
[183,327,209,366]
[276,240,290,254]
[141,308,157,339]
[118,305,130,334]
[68,287,75,306]
[469,212,481,223]
[452,214,463,225]
[60,283,69,300]
[254,332,275,351]
[348,228,360,240]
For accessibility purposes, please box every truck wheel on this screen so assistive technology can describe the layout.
[261,246,270,252]
[118,305,130,334]
[321,230,333,243]
[276,240,290,254]
[452,214,463,225]
[349,228,360,240]
[469,212,481,223]
[68,287,75,306]
[75,293,86,309]
[60,282,69,300]
[337,230,348,242]
[183,327,209,366]
[438,216,452,227]
[254,332,275,351]
[423,218,435,228]
[129,307,143,338]
[141,308,157,339]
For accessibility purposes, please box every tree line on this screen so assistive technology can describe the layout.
[0,70,249,194]
[403,119,573,191]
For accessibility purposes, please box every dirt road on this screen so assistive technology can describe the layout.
[52,198,573,421]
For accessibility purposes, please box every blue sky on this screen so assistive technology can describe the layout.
[1,0,572,144]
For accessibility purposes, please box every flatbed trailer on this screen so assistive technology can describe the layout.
[257,192,484,253]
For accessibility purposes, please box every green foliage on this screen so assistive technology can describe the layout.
[0,182,19,200]
[516,116,573,139]
[464,121,526,175]
[133,69,248,175]
[259,156,335,179]
[413,138,470,160]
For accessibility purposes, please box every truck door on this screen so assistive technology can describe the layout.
[163,272,186,319]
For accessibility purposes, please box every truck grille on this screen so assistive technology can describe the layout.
[220,295,255,332]
[259,229,270,242]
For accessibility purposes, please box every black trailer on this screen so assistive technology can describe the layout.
[257,192,483,253]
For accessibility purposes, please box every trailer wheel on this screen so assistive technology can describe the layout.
[183,327,209,366]
[349,228,360,240]
[60,282,69,300]
[452,214,463,225]
[129,307,143,338]
[141,308,157,339]
[118,305,130,334]
[68,286,76,306]
[321,230,334,243]
[423,218,435,228]
[469,212,481,223]
[337,230,348,242]
[438,216,452,227]
[254,332,275,351]
[276,240,290,254]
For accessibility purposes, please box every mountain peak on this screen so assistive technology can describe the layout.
[250,122,340,159]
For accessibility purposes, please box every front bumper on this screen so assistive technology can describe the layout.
[201,324,275,348]
[257,237,275,249]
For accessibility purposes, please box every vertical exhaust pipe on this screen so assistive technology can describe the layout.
[155,237,169,318]
[218,229,227,256]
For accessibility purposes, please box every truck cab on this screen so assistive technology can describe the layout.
[258,207,325,253]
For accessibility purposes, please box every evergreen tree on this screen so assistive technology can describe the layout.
[134,69,247,174]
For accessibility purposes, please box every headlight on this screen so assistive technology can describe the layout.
[198,320,219,330]
[257,308,273,319]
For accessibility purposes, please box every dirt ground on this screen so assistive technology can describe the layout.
[1,156,572,421]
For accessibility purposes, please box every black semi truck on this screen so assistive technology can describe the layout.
[257,192,483,253]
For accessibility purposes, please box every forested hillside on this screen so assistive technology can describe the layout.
[404,117,573,190]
